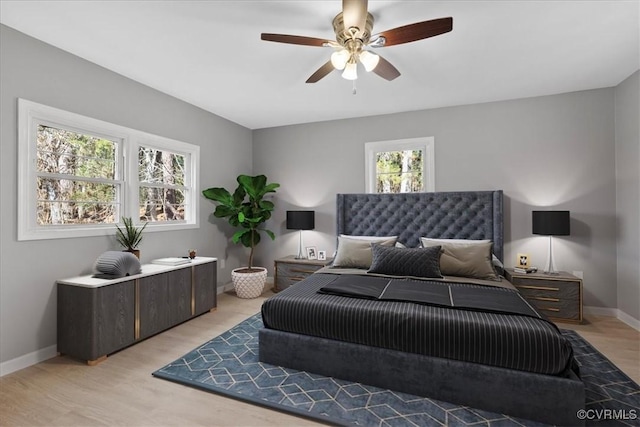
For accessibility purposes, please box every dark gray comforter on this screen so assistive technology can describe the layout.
[261,272,576,376]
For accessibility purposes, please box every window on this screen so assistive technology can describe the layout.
[138,146,187,222]
[36,125,121,226]
[364,137,435,193]
[18,99,199,240]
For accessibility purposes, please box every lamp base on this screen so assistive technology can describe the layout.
[543,236,560,275]
[295,230,306,259]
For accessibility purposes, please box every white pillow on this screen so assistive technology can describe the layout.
[421,238,491,246]
[418,238,503,267]
[339,234,398,240]
[333,235,398,269]
[339,235,405,248]
[420,238,499,280]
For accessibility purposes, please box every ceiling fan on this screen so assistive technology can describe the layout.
[261,0,453,83]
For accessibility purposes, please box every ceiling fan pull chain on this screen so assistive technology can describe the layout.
[352,79,357,95]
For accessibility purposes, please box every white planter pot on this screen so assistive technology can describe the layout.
[231,267,267,299]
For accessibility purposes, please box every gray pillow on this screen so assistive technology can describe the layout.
[94,251,142,278]
[333,236,397,269]
[420,238,499,280]
[368,245,443,278]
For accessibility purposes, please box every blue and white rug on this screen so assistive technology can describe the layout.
[153,314,639,426]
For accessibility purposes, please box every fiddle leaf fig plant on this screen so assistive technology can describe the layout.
[203,174,279,271]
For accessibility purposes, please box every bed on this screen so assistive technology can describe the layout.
[259,191,584,426]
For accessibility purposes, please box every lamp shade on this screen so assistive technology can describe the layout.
[359,50,380,72]
[286,211,315,230]
[342,62,358,80]
[532,211,570,236]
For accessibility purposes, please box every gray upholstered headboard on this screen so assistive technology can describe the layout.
[336,190,504,261]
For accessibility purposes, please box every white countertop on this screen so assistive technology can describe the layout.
[57,257,217,288]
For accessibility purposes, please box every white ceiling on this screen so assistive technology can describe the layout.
[1,1,638,130]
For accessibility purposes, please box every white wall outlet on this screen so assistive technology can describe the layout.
[220,259,226,269]
[572,270,583,279]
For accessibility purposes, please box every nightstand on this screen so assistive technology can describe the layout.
[505,268,583,324]
[273,256,333,292]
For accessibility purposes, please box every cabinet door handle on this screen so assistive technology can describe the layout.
[290,268,317,274]
[531,296,560,302]
[539,307,560,312]
[516,285,560,292]
[289,276,305,282]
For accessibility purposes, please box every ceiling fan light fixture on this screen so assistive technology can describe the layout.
[262,3,453,85]
[359,50,380,72]
[342,61,358,80]
[330,49,350,70]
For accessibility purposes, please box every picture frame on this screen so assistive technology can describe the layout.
[306,246,317,260]
[517,253,529,267]
[317,250,326,261]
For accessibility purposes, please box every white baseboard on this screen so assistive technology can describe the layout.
[584,305,640,331]
[5,302,631,378]
[617,309,640,331]
[2,277,278,377]
[0,344,57,377]
[583,306,618,317]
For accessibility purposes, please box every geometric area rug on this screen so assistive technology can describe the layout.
[153,313,640,427]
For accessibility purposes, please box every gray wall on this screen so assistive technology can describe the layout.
[253,89,619,311]
[615,70,640,321]
[1,22,636,370]
[0,25,252,365]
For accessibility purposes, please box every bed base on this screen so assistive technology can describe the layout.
[259,328,584,426]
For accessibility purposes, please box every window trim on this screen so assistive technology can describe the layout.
[364,137,435,194]
[18,99,199,241]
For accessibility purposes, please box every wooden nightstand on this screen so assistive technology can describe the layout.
[505,268,583,324]
[273,256,333,292]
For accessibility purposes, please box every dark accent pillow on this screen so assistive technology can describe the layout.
[368,245,443,278]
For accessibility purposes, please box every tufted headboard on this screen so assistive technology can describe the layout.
[336,190,504,261]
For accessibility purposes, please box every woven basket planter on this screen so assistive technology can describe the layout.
[232,267,267,299]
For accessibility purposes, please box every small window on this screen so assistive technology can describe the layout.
[365,137,435,193]
[138,146,187,222]
[18,99,199,240]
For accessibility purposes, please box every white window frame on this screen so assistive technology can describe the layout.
[364,137,435,193]
[18,99,199,241]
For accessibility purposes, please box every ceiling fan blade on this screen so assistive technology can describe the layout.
[306,61,335,83]
[261,33,331,47]
[342,0,368,35]
[374,17,453,47]
[372,55,400,81]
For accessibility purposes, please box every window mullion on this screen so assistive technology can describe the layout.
[36,172,122,186]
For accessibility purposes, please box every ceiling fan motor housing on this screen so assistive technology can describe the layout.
[333,12,375,46]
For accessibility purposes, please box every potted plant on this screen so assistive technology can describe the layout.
[115,217,148,259]
[203,174,279,298]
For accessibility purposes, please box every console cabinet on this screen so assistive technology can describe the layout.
[58,257,217,364]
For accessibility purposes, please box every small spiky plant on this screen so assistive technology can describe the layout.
[115,217,148,251]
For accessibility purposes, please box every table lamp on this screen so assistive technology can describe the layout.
[286,210,315,259]
[532,210,570,274]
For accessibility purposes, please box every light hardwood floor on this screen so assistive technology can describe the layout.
[1,289,638,427]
